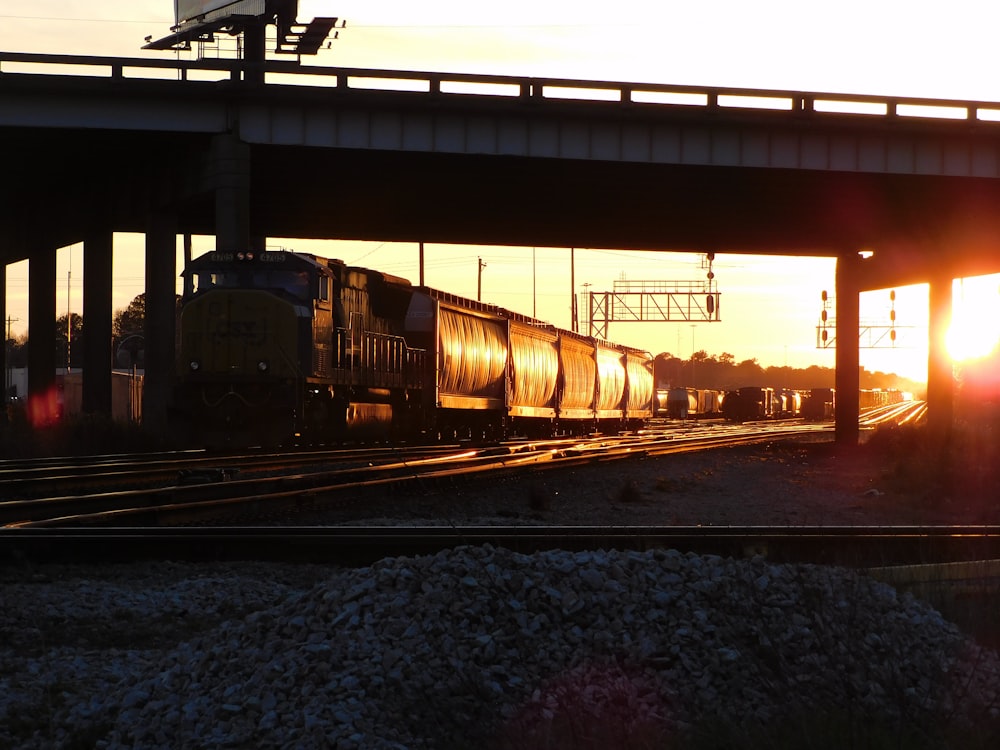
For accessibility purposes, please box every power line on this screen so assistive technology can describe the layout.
[0,15,170,25]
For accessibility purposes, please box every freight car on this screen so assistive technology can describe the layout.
[859,388,907,411]
[721,386,783,421]
[172,250,654,447]
[664,387,724,419]
[801,387,835,420]
[776,389,802,419]
[800,388,907,420]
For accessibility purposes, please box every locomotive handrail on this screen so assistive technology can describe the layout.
[332,326,425,390]
[3,50,1000,126]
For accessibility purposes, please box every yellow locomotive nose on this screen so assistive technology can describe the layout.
[179,290,297,379]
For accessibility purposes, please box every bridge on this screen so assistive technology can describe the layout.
[3,51,1000,444]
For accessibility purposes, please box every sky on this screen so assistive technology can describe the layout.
[4,1,1000,383]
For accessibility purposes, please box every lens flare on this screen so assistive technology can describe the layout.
[946,276,1000,364]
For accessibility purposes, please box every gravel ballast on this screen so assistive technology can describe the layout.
[3,546,1000,749]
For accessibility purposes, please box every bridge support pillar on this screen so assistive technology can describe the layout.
[27,247,57,424]
[143,210,177,440]
[834,251,861,447]
[0,261,6,408]
[82,229,113,416]
[210,134,251,253]
[926,274,954,449]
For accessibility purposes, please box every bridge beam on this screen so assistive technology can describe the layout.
[82,229,113,416]
[834,251,861,447]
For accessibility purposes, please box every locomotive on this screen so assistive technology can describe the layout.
[172,250,655,447]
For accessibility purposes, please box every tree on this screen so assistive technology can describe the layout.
[113,294,146,368]
[55,312,84,369]
[110,292,182,368]
[113,293,145,341]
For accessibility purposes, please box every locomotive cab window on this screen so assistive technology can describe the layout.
[282,271,310,300]
[191,270,239,293]
[247,270,311,300]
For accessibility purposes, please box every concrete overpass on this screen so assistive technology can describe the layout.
[3,51,1000,443]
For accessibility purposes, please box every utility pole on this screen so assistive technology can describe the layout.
[477,257,486,302]
[66,265,72,372]
[5,315,18,400]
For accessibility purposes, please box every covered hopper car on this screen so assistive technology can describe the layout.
[172,250,655,447]
[664,387,724,419]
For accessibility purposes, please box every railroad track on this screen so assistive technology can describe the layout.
[1,424,827,528]
[0,443,466,499]
[5,415,963,570]
[4,524,1000,569]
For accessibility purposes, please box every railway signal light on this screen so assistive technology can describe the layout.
[889,289,896,346]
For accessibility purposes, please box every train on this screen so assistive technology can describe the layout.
[659,387,725,419]
[724,386,906,422]
[171,250,655,447]
[720,387,797,421]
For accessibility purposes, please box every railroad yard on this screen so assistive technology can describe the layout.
[4,424,1000,748]
[297,433,995,529]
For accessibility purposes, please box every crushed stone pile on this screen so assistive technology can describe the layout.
[2,546,999,748]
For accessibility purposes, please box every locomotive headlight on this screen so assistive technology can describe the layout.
[257,360,269,373]
[189,360,200,371]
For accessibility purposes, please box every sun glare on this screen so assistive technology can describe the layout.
[946,276,1000,363]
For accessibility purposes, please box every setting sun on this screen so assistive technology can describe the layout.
[946,275,1000,363]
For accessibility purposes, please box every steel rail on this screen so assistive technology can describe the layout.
[3,428,826,528]
[3,525,1000,568]
[0,443,465,500]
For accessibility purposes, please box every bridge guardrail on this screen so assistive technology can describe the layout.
[2,50,999,125]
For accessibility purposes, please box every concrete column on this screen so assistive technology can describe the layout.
[0,261,6,408]
[210,134,251,253]
[27,247,57,420]
[81,230,114,416]
[143,211,177,437]
[926,275,954,447]
[834,251,861,447]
